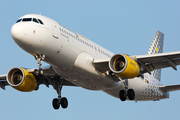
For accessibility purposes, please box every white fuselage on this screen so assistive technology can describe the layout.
[11,14,169,101]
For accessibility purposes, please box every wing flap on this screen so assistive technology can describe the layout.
[145,59,180,71]
[135,51,180,63]
[134,51,180,73]
[159,84,180,92]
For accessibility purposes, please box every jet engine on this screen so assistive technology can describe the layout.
[7,67,37,92]
[109,54,140,78]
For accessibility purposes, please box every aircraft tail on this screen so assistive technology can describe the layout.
[147,31,164,81]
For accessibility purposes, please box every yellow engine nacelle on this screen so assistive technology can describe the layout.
[109,54,140,78]
[7,67,37,92]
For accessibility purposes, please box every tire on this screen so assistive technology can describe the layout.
[128,89,135,100]
[34,69,44,76]
[52,98,60,110]
[61,97,68,109]
[34,69,39,76]
[119,90,126,101]
[39,68,44,75]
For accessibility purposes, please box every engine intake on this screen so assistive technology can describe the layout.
[109,54,140,78]
[7,67,37,92]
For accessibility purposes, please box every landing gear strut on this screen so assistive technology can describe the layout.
[34,54,45,76]
[52,78,68,109]
[33,54,68,109]
[118,79,135,101]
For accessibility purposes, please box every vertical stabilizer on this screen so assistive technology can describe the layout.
[147,31,164,81]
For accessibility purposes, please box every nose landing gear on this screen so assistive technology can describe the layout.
[33,54,68,109]
[34,54,45,76]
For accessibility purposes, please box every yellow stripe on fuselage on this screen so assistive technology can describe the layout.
[78,34,88,41]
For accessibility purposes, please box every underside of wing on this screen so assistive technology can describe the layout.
[93,51,180,75]
[134,51,180,73]
[93,58,110,73]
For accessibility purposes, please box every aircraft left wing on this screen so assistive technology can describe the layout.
[134,51,180,73]
[93,51,180,74]
[0,66,77,90]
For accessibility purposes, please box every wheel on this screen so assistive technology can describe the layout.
[52,98,60,110]
[128,89,135,100]
[34,69,39,76]
[61,97,68,109]
[34,69,44,76]
[119,90,126,101]
[39,68,44,75]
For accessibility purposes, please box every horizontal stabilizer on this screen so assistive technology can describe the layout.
[159,84,180,92]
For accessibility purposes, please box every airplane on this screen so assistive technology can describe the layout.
[1,14,180,110]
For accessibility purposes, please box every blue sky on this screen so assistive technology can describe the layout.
[0,0,180,120]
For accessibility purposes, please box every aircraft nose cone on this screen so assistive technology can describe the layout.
[11,24,26,43]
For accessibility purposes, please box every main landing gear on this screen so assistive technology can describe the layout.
[52,78,68,109]
[33,54,68,109]
[119,89,135,101]
[118,79,135,101]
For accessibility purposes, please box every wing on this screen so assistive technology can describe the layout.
[93,51,180,74]
[135,51,180,73]
[93,58,110,73]
[0,65,77,90]
[159,84,180,92]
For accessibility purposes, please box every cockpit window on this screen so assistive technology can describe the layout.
[22,18,32,22]
[38,19,44,25]
[33,18,39,23]
[15,18,44,25]
[16,19,22,23]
